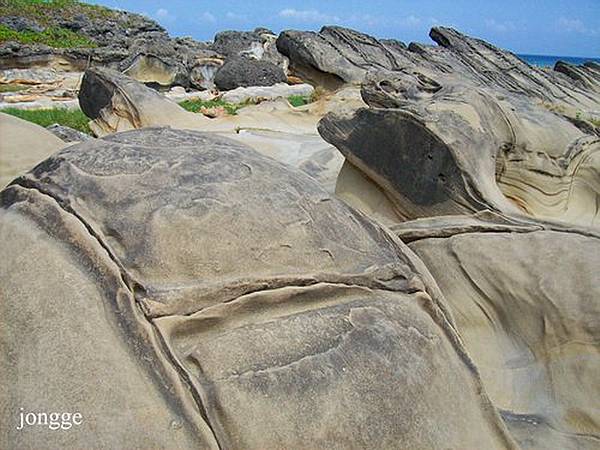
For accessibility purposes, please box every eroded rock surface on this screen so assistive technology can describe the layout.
[318,29,600,228]
[0,128,517,450]
[403,216,600,450]
[213,57,287,91]
[77,67,343,191]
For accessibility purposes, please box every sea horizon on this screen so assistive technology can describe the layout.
[517,53,600,68]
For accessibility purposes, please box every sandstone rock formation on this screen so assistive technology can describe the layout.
[0,112,66,188]
[318,29,600,228]
[312,25,600,450]
[404,216,600,450]
[77,67,343,191]
[2,13,600,449]
[0,128,517,450]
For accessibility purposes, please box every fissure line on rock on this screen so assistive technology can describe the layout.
[8,179,225,450]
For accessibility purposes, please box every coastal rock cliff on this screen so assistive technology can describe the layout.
[1,3,600,449]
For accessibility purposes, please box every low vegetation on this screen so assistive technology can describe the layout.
[2,107,92,134]
[0,0,111,48]
[0,24,96,48]
[0,0,112,23]
[287,95,312,107]
[178,98,247,115]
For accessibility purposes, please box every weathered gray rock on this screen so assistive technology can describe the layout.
[276,26,414,88]
[0,15,43,33]
[213,56,287,90]
[0,128,517,450]
[210,29,287,70]
[0,3,212,88]
[46,123,93,143]
[277,24,600,110]
[319,58,600,228]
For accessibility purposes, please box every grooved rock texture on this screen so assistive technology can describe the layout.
[406,220,600,450]
[77,67,344,192]
[317,29,600,228]
[0,128,517,450]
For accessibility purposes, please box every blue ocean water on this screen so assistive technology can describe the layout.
[518,54,600,68]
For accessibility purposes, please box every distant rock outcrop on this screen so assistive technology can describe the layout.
[214,56,287,90]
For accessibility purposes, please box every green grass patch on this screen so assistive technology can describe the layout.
[0,84,27,93]
[591,118,600,127]
[0,24,96,48]
[178,98,246,116]
[2,107,91,134]
[287,95,312,107]
[0,0,113,23]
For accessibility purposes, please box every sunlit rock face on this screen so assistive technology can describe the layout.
[318,27,600,229]
[0,128,518,450]
[313,26,600,450]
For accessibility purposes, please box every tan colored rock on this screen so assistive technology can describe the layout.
[77,67,344,191]
[408,221,600,450]
[0,112,66,188]
[0,128,518,449]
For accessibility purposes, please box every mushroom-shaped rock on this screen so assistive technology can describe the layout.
[0,128,517,449]
[78,67,206,136]
[319,69,600,228]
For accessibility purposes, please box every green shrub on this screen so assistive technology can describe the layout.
[287,95,312,107]
[0,0,113,26]
[2,107,92,134]
[178,98,245,115]
[0,24,96,48]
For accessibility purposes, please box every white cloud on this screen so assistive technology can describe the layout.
[199,11,217,23]
[278,8,340,23]
[399,15,421,27]
[154,8,175,22]
[558,17,598,35]
[277,9,433,30]
[484,19,516,33]
[226,12,247,21]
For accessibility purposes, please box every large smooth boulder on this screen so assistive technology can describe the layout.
[0,112,66,188]
[0,128,516,449]
[405,217,600,450]
[213,57,287,91]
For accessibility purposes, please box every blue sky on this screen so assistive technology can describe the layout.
[89,0,600,57]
